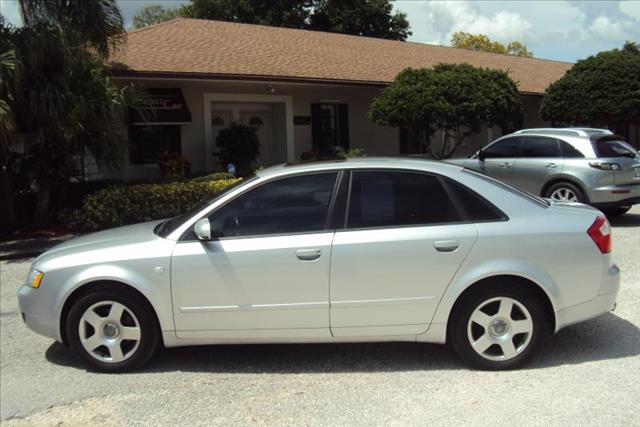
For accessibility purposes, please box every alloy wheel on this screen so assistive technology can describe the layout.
[549,187,578,202]
[467,296,534,361]
[78,301,141,363]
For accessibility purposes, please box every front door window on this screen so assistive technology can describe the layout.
[208,172,338,238]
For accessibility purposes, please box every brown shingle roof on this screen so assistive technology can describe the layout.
[110,18,572,94]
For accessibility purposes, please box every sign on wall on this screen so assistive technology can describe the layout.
[129,88,192,124]
[294,116,311,126]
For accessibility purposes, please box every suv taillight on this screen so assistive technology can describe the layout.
[589,162,621,171]
[587,216,612,254]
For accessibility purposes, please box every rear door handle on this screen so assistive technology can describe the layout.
[545,162,558,168]
[434,240,459,253]
[296,248,321,261]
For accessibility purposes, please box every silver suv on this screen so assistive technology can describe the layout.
[451,128,640,214]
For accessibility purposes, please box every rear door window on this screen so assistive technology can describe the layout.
[559,141,585,158]
[520,136,561,158]
[346,171,461,229]
[444,179,506,222]
[482,137,523,158]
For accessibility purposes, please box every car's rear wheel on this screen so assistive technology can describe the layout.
[66,290,159,372]
[545,182,585,203]
[450,288,546,370]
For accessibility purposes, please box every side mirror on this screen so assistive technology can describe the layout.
[194,218,212,240]
[478,150,487,161]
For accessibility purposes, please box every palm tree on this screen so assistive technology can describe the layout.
[0,18,19,228]
[19,0,125,57]
[4,0,135,227]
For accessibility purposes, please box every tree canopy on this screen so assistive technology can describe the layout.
[451,32,533,57]
[369,64,522,158]
[541,42,640,133]
[132,4,182,29]
[308,0,410,41]
[131,0,411,41]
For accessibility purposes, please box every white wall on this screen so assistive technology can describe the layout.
[109,78,547,179]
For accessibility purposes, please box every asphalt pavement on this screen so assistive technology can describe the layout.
[1,207,639,426]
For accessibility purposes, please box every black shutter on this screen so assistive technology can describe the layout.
[168,126,181,154]
[338,104,350,149]
[311,103,322,151]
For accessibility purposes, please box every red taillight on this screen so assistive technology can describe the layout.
[587,216,612,254]
[589,162,621,171]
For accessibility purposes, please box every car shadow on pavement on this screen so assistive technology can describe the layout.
[607,211,640,228]
[45,313,639,374]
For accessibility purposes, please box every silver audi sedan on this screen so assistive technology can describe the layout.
[18,158,620,372]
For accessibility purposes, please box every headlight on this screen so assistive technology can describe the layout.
[26,268,44,288]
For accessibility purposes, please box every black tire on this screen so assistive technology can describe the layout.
[544,182,586,203]
[66,288,159,373]
[603,206,631,217]
[449,287,546,370]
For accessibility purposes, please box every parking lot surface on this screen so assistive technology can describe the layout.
[1,207,639,426]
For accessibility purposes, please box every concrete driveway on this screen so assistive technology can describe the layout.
[1,207,639,426]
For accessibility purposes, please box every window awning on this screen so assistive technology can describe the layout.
[129,88,191,124]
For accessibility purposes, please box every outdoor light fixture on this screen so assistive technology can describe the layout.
[265,85,275,94]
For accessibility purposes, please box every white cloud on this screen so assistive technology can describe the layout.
[590,15,629,41]
[410,1,532,45]
[619,1,640,20]
[395,0,640,62]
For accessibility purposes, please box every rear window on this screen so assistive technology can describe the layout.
[594,139,637,158]
[462,169,550,208]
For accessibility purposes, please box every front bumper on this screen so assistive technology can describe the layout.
[588,183,640,207]
[554,264,620,332]
[18,284,61,341]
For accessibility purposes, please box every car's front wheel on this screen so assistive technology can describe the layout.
[449,288,546,370]
[66,289,159,372]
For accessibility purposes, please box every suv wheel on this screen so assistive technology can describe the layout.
[603,206,631,217]
[450,288,545,370]
[545,182,585,203]
[67,290,159,372]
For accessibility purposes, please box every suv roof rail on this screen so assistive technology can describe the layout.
[514,128,613,137]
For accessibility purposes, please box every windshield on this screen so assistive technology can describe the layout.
[154,178,253,238]
[594,139,637,158]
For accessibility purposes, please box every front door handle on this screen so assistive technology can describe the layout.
[296,248,321,261]
[500,162,512,168]
[434,240,459,253]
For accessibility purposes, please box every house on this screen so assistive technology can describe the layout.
[105,18,582,180]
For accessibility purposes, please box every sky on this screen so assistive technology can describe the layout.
[1,0,639,63]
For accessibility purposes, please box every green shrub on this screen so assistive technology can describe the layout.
[190,171,236,182]
[77,178,240,230]
[216,122,260,176]
[158,153,191,180]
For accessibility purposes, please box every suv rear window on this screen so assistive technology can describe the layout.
[594,139,637,158]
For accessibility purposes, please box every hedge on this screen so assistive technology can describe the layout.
[190,172,236,182]
[75,178,241,231]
